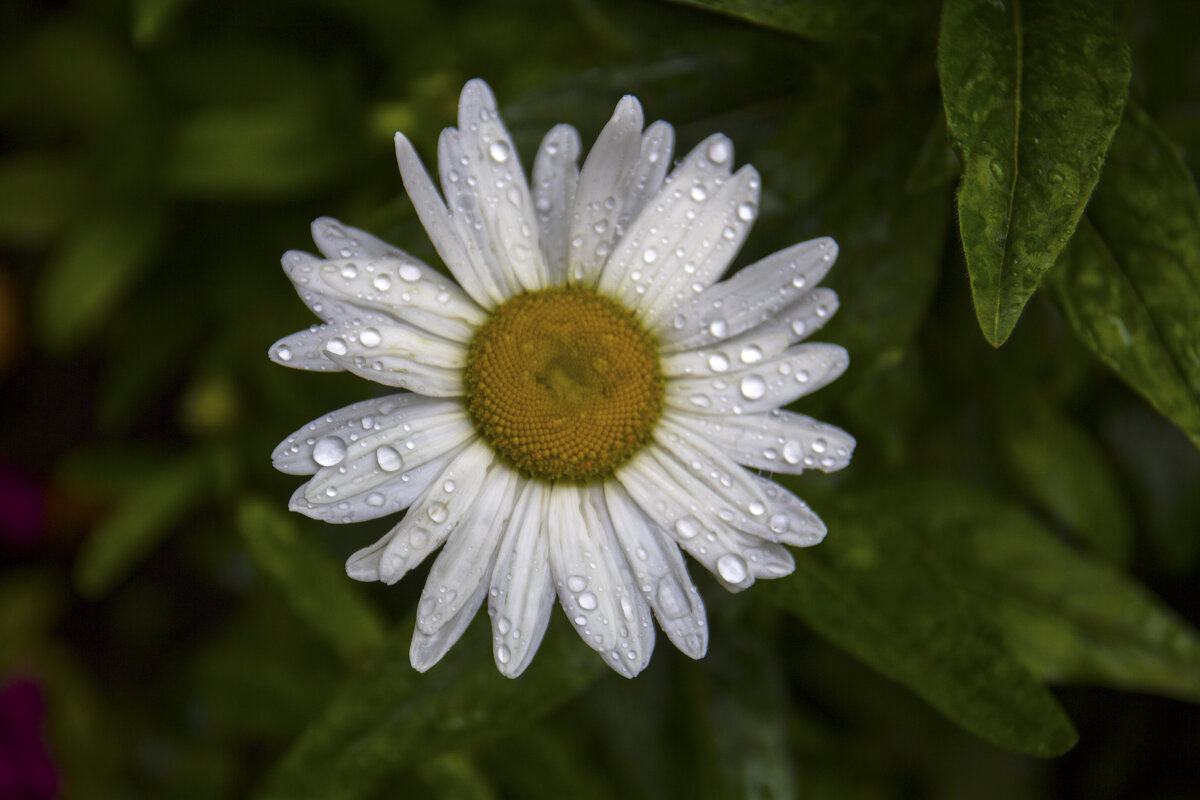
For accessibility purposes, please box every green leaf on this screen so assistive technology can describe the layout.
[939,0,1130,345]
[236,498,387,663]
[35,204,167,354]
[907,480,1200,702]
[256,618,605,800]
[998,394,1134,565]
[760,489,1078,757]
[671,0,921,41]
[1049,104,1200,451]
[0,153,85,248]
[73,450,209,598]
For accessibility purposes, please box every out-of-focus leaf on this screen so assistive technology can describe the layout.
[193,588,343,741]
[0,154,85,248]
[0,571,64,670]
[889,479,1200,702]
[1049,104,1200,451]
[73,450,209,599]
[35,204,167,354]
[256,618,605,800]
[164,106,347,199]
[415,753,498,800]
[999,394,1133,565]
[906,109,960,194]
[131,0,194,45]
[760,486,1077,757]
[671,0,918,41]
[474,725,614,800]
[690,609,797,800]
[236,498,386,663]
[939,0,1129,346]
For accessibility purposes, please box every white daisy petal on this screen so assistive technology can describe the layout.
[596,134,742,307]
[665,343,849,416]
[750,473,828,547]
[285,248,483,343]
[658,237,838,352]
[273,393,441,475]
[548,484,653,678]
[301,403,475,508]
[670,409,856,475]
[653,416,771,528]
[268,323,352,373]
[567,95,645,286]
[636,166,762,326]
[417,465,518,635]
[323,322,466,371]
[451,80,548,293]
[394,131,499,309]
[532,124,581,284]
[629,121,675,215]
[604,481,707,659]
[310,217,406,261]
[616,449,789,591]
[323,343,464,396]
[488,481,556,677]
[410,576,488,673]
[377,438,495,585]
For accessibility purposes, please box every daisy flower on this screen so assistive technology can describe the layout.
[270,80,854,678]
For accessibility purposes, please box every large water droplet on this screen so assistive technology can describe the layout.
[717,553,748,583]
[688,393,712,409]
[398,264,421,282]
[690,185,708,202]
[708,319,728,338]
[375,445,403,472]
[372,274,392,292]
[496,644,511,664]
[325,338,349,356]
[707,138,731,164]
[578,591,598,611]
[656,578,689,619]
[366,492,385,507]
[707,352,731,372]
[740,344,763,364]
[488,140,511,163]
[783,441,803,464]
[675,517,701,539]
[566,575,587,593]
[359,328,382,348]
[427,502,448,523]
[340,263,358,279]
[313,436,347,467]
[736,201,757,221]
[275,344,293,361]
[642,247,658,264]
[740,375,767,400]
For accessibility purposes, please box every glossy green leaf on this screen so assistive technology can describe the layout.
[939,0,1130,345]
[895,479,1200,702]
[236,498,387,663]
[35,204,167,354]
[256,618,605,800]
[1050,104,1200,450]
[760,489,1078,757]
[671,0,919,41]
[999,394,1133,565]
[73,451,209,598]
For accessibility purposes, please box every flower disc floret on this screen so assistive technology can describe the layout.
[463,287,664,482]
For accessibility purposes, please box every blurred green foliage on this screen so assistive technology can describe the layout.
[2,0,1199,798]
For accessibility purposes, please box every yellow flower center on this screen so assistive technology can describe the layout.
[464,287,664,482]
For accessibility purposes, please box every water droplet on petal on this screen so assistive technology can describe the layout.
[707,138,731,164]
[783,441,803,464]
[642,247,658,264]
[325,338,349,357]
[748,500,766,516]
[427,502,448,523]
[566,575,587,593]
[736,201,757,221]
[313,435,347,467]
[496,644,511,664]
[675,517,701,540]
[372,274,392,291]
[690,185,708,202]
[375,445,403,472]
[340,263,358,279]
[275,345,293,361]
[578,591,598,611]
[707,352,731,372]
[708,319,728,338]
[740,344,763,364]
[740,375,767,400]
[359,328,382,348]
[366,492,385,507]
[488,140,511,162]
[717,553,748,583]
